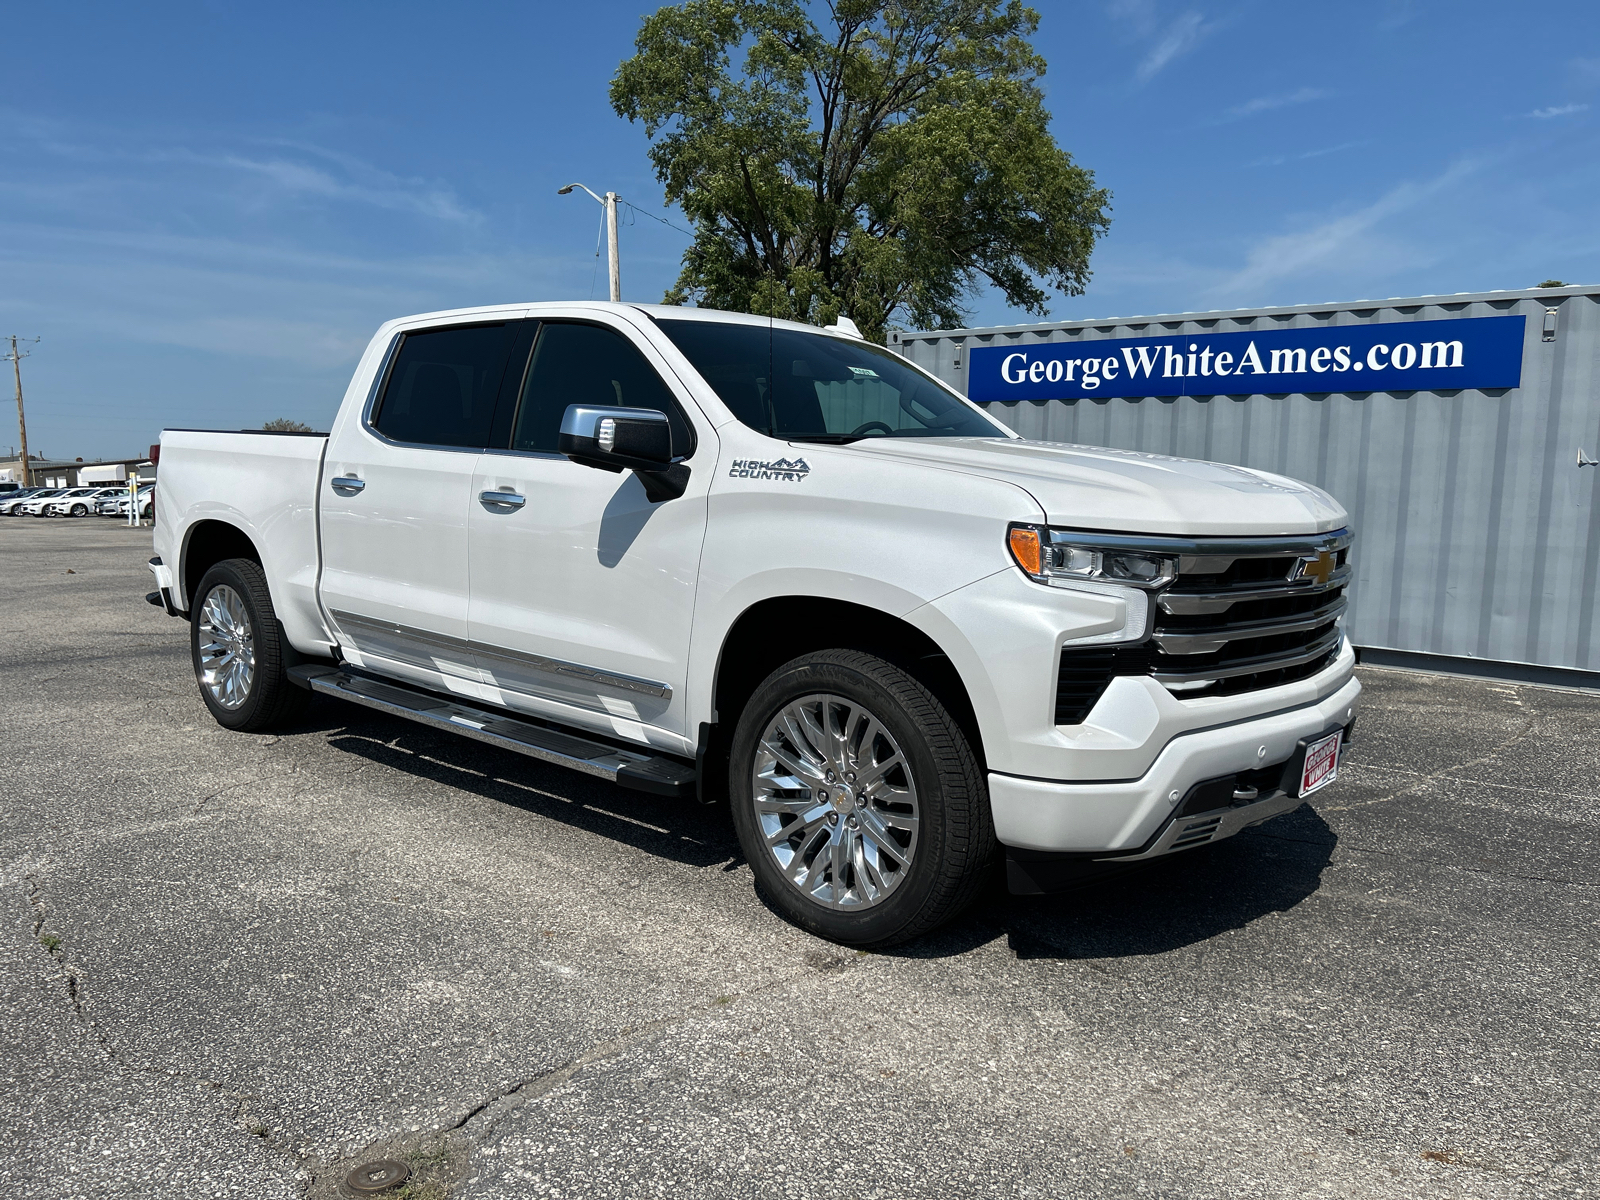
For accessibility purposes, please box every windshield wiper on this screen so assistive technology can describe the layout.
[782,433,863,444]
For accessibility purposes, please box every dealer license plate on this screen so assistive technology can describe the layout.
[1299,731,1342,797]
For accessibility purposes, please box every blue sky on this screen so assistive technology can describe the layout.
[2,1,1597,459]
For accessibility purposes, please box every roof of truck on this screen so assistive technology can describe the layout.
[378,301,854,342]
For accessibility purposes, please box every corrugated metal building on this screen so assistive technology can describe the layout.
[891,286,1599,685]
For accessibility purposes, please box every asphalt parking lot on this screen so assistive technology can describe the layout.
[2,518,1596,1199]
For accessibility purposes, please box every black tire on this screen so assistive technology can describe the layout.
[190,557,308,732]
[728,649,995,948]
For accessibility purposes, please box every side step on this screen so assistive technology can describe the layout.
[288,665,696,799]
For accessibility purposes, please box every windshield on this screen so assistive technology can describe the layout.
[655,318,1006,443]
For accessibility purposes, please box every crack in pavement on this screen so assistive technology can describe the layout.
[313,955,885,1193]
[16,873,308,1184]
[24,872,94,1041]
[1321,710,1546,815]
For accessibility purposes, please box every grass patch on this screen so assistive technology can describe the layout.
[38,933,61,953]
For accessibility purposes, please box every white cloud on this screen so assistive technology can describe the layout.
[1136,11,1210,83]
[1221,87,1332,122]
[1247,140,1368,169]
[211,153,477,223]
[1106,0,1159,36]
[1527,103,1589,119]
[0,111,478,224]
[1212,157,1485,301]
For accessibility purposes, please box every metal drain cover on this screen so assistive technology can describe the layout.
[345,1159,409,1193]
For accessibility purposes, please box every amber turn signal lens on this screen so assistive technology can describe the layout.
[1007,526,1043,577]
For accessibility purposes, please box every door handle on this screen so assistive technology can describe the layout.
[479,489,526,510]
[331,475,365,495]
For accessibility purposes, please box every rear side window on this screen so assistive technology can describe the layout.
[372,323,516,449]
[510,322,694,456]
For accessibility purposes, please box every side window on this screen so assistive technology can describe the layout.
[371,323,516,449]
[511,322,694,456]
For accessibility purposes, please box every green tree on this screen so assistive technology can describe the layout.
[262,418,314,432]
[611,0,1110,341]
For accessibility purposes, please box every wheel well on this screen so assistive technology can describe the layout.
[182,521,261,608]
[711,597,985,768]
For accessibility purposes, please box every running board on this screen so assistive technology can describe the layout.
[288,665,696,799]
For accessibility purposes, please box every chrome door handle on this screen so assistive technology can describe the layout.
[330,475,365,495]
[479,489,526,510]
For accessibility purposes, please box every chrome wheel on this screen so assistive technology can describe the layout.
[751,693,920,910]
[197,584,256,710]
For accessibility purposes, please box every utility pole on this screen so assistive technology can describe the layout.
[605,191,621,304]
[4,336,38,487]
[558,183,622,302]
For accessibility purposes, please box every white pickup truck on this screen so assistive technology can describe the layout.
[150,301,1360,946]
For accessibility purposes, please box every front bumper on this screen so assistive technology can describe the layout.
[989,667,1360,860]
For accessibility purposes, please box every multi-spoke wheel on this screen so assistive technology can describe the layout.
[190,558,308,732]
[751,694,920,910]
[197,584,256,710]
[730,650,994,947]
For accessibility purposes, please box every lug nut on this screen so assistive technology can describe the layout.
[827,812,838,825]
[826,771,836,782]
[847,816,858,829]
[846,772,856,782]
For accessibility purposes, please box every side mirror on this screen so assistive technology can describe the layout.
[557,405,690,503]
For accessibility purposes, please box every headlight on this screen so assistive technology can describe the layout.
[1007,524,1176,589]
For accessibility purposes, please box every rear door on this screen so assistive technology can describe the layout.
[319,316,530,692]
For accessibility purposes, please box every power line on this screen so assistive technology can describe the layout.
[623,202,695,238]
[588,203,606,301]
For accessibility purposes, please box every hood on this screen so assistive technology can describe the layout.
[844,438,1347,536]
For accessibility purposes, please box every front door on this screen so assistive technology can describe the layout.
[467,317,712,744]
[320,317,527,692]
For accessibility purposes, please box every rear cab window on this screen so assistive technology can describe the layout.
[370,323,520,449]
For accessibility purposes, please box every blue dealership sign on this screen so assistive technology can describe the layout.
[967,315,1525,402]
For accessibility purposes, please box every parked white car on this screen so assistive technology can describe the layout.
[48,487,123,517]
[151,301,1359,946]
[19,487,100,517]
[0,488,58,515]
[97,485,153,517]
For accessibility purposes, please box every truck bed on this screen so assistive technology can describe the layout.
[152,429,331,655]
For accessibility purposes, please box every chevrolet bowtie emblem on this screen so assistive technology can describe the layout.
[1297,551,1337,586]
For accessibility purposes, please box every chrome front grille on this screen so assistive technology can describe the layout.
[1055,528,1351,721]
[1148,529,1351,696]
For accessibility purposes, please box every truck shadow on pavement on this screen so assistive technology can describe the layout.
[912,805,1339,961]
[318,710,741,871]
[308,701,1337,961]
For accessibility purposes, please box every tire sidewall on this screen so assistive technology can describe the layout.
[728,655,955,946]
[190,560,272,730]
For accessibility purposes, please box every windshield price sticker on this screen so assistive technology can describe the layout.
[968,314,1526,402]
[1299,732,1342,797]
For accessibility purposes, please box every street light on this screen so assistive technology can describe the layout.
[558,183,621,302]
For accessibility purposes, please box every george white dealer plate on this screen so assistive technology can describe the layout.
[1299,731,1342,797]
